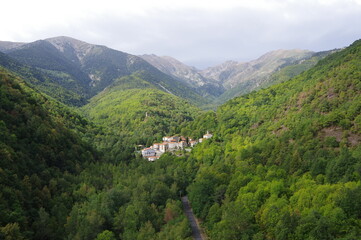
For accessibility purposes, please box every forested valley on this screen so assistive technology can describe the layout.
[1,38,361,240]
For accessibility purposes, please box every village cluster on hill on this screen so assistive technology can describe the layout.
[141,131,213,161]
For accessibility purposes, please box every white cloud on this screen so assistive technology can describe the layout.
[1,0,361,68]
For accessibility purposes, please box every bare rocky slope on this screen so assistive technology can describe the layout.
[141,49,324,104]
[140,54,225,98]
[201,49,313,88]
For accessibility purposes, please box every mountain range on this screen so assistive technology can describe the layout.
[0,36,205,106]
[0,36,333,108]
[140,49,336,104]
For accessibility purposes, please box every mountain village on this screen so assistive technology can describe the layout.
[141,131,213,161]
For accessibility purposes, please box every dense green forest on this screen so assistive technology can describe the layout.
[64,155,195,240]
[183,40,361,239]
[0,67,196,239]
[0,67,98,239]
[1,38,361,240]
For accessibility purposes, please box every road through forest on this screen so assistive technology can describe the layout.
[181,196,205,240]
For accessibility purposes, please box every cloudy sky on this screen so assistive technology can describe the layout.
[1,0,361,68]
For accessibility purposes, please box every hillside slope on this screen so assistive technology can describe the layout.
[202,49,317,103]
[215,50,335,104]
[182,39,361,239]
[0,51,89,105]
[202,49,313,88]
[0,67,99,239]
[81,76,201,160]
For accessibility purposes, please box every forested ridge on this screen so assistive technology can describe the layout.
[0,38,361,240]
[183,39,361,239]
[0,67,99,239]
[0,51,89,106]
[81,73,200,162]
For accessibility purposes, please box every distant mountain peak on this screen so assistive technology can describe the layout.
[45,36,89,47]
[44,36,95,63]
[0,40,26,52]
